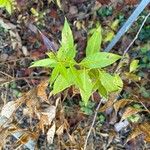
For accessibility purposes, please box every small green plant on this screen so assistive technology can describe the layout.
[97,6,113,18]
[97,113,106,124]
[0,0,15,14]
[79,101,95,115]
[127,104,142,123]
[30,19,123,106]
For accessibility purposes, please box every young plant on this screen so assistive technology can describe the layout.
[30,18,123,106]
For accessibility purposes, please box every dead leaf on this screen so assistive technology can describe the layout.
[41,106,56,124]
[126,127,143,143]
[97,0,111,5]
[100,93,119,112]
[47,122,56,144]
[13,131,38,149]
[38,105,56,132]
[56,124,64,136]
[0,128,9,148]
[1,99,23,119]
[114,99,133,113]
[126,122,150,143]
[125,0,138,5]
[121,107,146,120]
[99,99,114,112]
[37,79,49,102]
[67,132,76,144]
[139,122,150,142]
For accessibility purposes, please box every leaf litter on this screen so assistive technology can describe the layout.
[0,0,150,149]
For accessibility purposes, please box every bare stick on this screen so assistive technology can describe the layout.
[123,12,150,56]
[83,99,102,150]
[115,12,150,73]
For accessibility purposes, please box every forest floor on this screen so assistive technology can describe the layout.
[0,0,150,149]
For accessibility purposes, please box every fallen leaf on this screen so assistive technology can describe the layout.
[139,122,150,142]
[121,107,146,120]
[37,79,49,102]
[125,0,138,5]
[0,128,9,148]
[114,99,133,113]
[47,122,56,144]
[38,105,56,132]
[126,127,143,143]
[1,99,22,119]
[56,124,64,136]
[67,132,76,144]
[97,0,111,5]
[99,99,113,112]
[41,106,56,124]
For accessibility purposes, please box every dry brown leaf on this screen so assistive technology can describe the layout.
[0,128,9,148]
[126,127,143,143]
[38,114,50,132]
[121,107,146,120]
[37,80,49,102]
[97,0,111,5]
[139,122,150,142]
[25,88,40,116]
[1,99,23,119]
[67,132,76,144]
[56,124,64,136]
[47,122,56,144]
[14,131,38,149]
[113,99,133,113]
[41,106,56,124]
[99,93,119,112]
[127,122,150,143]
[38,105,56,132]
[99,99,114,112]
[125,0,138,5]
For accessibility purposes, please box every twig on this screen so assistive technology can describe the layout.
[0,71,14,79]
[123,12,150,56]
[0,76,48,86]
[0,56,30,64]
[115,12,150,73]
[83,98,102,150]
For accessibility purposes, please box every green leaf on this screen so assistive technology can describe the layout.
[5,1,12,14]
[129,59,139,73]
[57,18,76,60]
[58,63,68,79]
[0,0,13,14]
[86,26,102,56]
[57,45,76,61]
[99,71,123,93]
[62,18,74,48]
[98,82,108,98]
[79,69,93,106]
[52,69,73,94]
[30,58,57,68]
[70,66,83,89]
[80,52,121,69]
[50,65,60,84]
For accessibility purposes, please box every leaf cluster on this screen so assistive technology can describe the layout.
[31,19,123,106]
